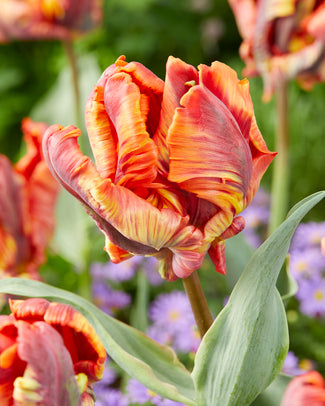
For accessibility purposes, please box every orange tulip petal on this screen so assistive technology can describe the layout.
[104,72,158,190]
[16,320,81,405]
[153,56,199,174]
[168,84,253,214]
[43,302,106,382]
[85,84,118,180]
[208,240,227,275]
[303,2,325,41]
[199,61,254,141]
[244,116,276,207]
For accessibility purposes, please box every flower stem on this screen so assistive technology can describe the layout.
[182,270,213,338]
[63,38,82,128]
[268,80,290,236]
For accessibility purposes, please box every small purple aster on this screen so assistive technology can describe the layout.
[126,379,184,405]
[147,291,200,354]
[95,388,129,406]
[289,248,325,282]
[296,277,325,317]
[282,351,306,376]
[291,222,325,252]
[91,257,140,283]
[92,279,131,315]
[148,291,195,335]
[142,257,163,286]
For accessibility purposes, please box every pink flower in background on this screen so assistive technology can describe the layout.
[0,0,103,43]
[228,0,325,101]
[281,371,325,405]
[0,298,106,405]
[0,118,60,279]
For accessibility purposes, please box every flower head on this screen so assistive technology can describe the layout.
[296,277,325,318]
[0,118,60,279]
[0,298,106,405]
[0,0,103,42]
[43,55,275,280]
[228,0,325,101]
[281,371,325,406]
[147,291,200,353]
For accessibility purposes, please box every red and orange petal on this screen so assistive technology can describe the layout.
[199,61,254,141]
[281,371,325,405]
[15,320,81,405]
[153,56,199,174]
[104,72,158,191]
[85,85,118,180]
[244,115,276,208]
[303,2,325,41]
[15,118,49,179]
[167,84,252,214]
[227,0,257,40]
[10,299,106,383]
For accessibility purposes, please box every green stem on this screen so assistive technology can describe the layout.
[268,81,290,236]
[182,270,213,338]
[63,38,82,128]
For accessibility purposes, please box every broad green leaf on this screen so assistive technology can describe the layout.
[0,278,196,405]
[192,191,325,406]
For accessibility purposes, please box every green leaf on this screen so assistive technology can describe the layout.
[0,278,196,405]
[192,191,325,406]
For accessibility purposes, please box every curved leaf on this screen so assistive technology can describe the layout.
[0,278,196,405]
[192,191,325,406]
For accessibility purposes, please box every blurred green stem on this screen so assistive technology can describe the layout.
[268,81,290,235]
[182,270,213,338]
[63,38,82,128]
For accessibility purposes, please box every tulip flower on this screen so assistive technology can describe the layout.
[0,0,103,42]
[0,118,60,279]
[43,55,275,281]
[228,0,325,101]
[281,371,325,405]
[0,298,106,405]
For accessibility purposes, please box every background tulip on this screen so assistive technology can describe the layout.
[281,371,325,405]
[43,55,275,281]
[0,118,60,279]
[228,0,325,101]
[0,0,103,42]
[0,298,106,405]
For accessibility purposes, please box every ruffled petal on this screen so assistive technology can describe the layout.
[43,302,106,382]
[167,85,253,214]
[244,116,276,207]
[208,240,227,275]
[199,61,254,140]
[104,72,158,191]
[153,56,199,174]
[15,320,81,406]
[85,84,118,180]
[303,2,325,41]
[43,125,202,274]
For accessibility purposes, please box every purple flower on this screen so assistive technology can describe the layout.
[296,277,325,317]
[93,360,129,406]
[142,257,163,286]
[95,388,129,406]
[92,279,131,315]
[148,291,195,334]
[282,351,306,376]
[147,291,200,353]
[91,258,139,282]
[126,379,184,405]
[291,222,325,251]
[289,248,325,282]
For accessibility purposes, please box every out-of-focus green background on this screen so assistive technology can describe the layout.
[0,0,324,218]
